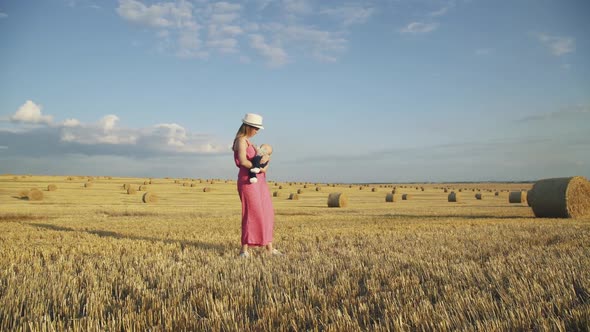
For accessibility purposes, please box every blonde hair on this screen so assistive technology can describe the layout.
[233,124,256,151]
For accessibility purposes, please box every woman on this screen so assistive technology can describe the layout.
[233,113,280,257]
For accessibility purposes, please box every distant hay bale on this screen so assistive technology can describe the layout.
[139,185,148,191]
[28,189,43,201]
[17,189,30,199]
[279,186,283,189]
[495,191,500,196]
[47,184,57,191]
[509,191,527,204]
[190,183,197,187]
[371,188,377,192]
[297,189,303,194]
[316,187,322,191]
[529,176,590,218]
[84,182,93,188]
[304,184,308,188]
[402,194,411,200]
[448,191,460,202]
[144,181,149,185]
[123,184,131,190]
[444,188,448,193]
[183,183,190,187]
[359,186,363,190]
[288,193,299,200]
[475,193,483,200]
[203,187,211,192]
[127,187,137,195]
[273,191,281,197]
[385,193,398,202]
[142,192,158,203]
[327,192,348,208]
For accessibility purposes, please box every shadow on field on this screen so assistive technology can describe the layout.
[378,214,534,220]
[27,223,226,252]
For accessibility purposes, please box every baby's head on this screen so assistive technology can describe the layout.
[260,143,273,155]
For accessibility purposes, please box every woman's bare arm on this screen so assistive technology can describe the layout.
[235,137,253,169]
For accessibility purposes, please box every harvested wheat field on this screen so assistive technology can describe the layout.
[1,174,589,331]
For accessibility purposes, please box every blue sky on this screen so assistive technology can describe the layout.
[1,0,589,183]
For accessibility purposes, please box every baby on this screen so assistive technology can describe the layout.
[249,144,272,184]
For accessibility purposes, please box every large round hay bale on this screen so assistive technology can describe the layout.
[385,193,398,202]
[448,191,461,202]
[123,184,131,190]
[127,187,137,194]
[203,187,211,192]
[183,182,190,187]
[316,187,321,192]
[279,185,283,189]
[288,193,299,200]
[371,188,377,192]
[143,180,149,185]
[84,182,93,188]
[508,191,527,204]
[47,184,57,191]
[526,189,534,207]
[495,191,500,197]
[402,194,411,200]
[529,176,590,218]
[191,183,197,187]
[142,192,158,203]
[327,192,348,208]
[475,193,483,200]
[273,191,280,197]
[28,189,43,201]
[297,189,303,194]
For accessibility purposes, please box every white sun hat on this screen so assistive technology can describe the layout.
[242,113,264,129]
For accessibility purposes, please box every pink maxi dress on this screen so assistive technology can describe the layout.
[234,140,275,246]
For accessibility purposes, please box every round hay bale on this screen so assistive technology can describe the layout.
[448,191,461,202]
[47,184,57,191]
[127,187,137,194]
[444,188,448,193]
[495,191,500,196]
[191,183,197,187]
[402,194,411,200]
[279,186,283,189]
[304,184,308,188]
[371,188,377,192]
[529,176,590,218]
[297,189,303,194]
[183,182,190,187]
[273,191,281,197]
[84,182,93,188]
[123,184,131,190]
[316,187,321,192]
[508,191,527,204]
[144,181,149,185]
[288,193,299,200]
[28,189,43,201]
[139,185,148,191]
[385,193,398,202]
[142,192,158,203]
[203,187,211,192]
[526,189,534,207]
[475,193,483,200]
[327,192,348,208]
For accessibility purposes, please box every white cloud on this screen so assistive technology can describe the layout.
[10,100,53,125]
[100,115,119,132]
[62,118,81,127]
[155,123,187,147]
[400,22,438,34]
[537,34,575,56]
[284,0,313,15]
[0,12,7,19]
[320,5,374,26]
[250,34,289,67]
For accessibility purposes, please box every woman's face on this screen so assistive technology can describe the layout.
[248,125,260,137]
